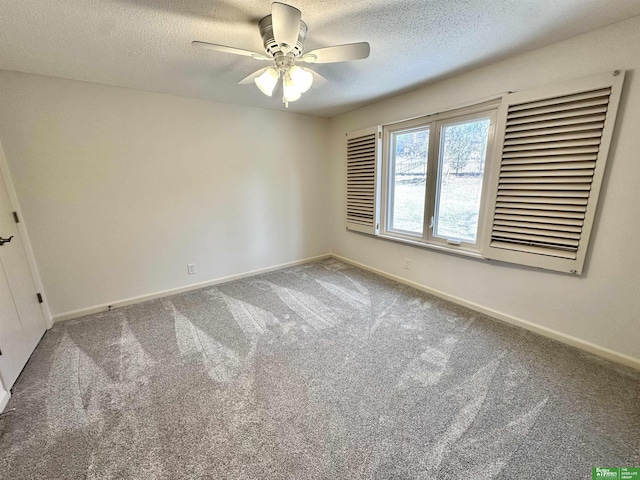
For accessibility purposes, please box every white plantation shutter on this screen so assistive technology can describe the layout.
[346,126,382,235]
[482,72,624,274]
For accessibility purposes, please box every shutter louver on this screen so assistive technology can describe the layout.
[346,126,381,235]
[483,72,624,274]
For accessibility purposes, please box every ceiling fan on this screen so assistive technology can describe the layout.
[192,2,370,106]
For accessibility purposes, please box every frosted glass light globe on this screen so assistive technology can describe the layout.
[289,66,313,93]
[254,68,279,96]
[283,76,302,102]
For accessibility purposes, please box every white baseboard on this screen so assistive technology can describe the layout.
[0,388,10,413]
[54,254,331,323]
[331,254,640,371]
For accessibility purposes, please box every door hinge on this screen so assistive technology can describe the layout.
[37,293,43,304]
[13,211,20,223]
[378,131,382,139]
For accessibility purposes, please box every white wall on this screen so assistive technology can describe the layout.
[328,16,640,362]
[0,72,330,317]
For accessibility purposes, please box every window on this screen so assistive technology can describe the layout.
[346,71,624,274]
[389,126,429,235]
[381,105,497,252]
[433,116,491,243]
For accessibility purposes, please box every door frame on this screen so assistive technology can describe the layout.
[0,369,9,411]
[0,140,52,330]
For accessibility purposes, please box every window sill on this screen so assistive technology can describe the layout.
[377,232,485,260]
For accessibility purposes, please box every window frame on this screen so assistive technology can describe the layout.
[383,117,436,242]
[380,102,499,255]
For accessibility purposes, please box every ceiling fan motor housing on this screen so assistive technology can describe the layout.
[259,15,307,57]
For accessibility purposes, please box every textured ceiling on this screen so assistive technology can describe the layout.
[1,1,639,117]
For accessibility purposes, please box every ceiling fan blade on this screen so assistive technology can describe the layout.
[238,68,270,85]
[192,41,271,61]
[271,2,301,52]
[300,42,370,64]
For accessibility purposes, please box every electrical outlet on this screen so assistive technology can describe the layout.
[187,263,197,275]
[403,259,411,270]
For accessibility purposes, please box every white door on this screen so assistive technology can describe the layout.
[0,167,47,389]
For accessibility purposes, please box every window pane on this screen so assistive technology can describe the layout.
[390,128,429,234]
[434,117,490,243]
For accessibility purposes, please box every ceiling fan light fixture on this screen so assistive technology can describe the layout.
[254,67,279,96]
[289,65,313,93]
[193,3,372,106]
